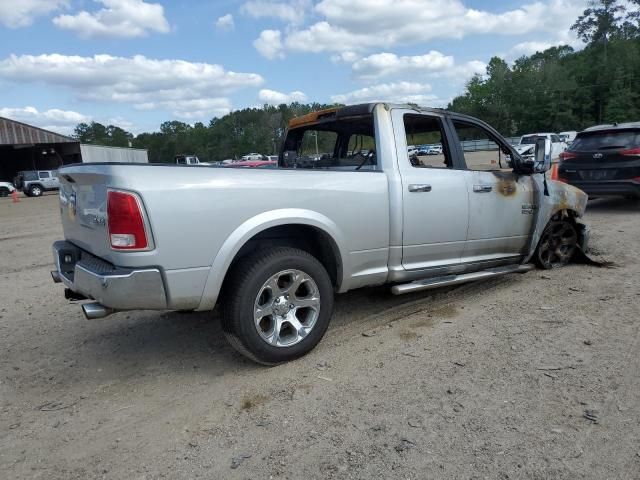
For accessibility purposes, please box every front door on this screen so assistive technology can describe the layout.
[392,110,469,271]
[449,119,536,263]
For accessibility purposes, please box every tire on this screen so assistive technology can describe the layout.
[0,187,8,197]
[221,247,334,365]
[28,185,43,197]
[535,220,578,269]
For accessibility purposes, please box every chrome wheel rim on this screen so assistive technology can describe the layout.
[254,269,321,348]
[538,221,578,268]
[32,187,41,196]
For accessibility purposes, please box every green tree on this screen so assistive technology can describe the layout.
[571,0,625,45]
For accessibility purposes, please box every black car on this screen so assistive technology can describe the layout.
[558,123,640,198]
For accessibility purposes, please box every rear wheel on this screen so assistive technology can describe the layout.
[28,185,43,197]
[535,220,578,269]
[221,247,334,365]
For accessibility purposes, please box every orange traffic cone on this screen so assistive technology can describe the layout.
[11,189,19,203]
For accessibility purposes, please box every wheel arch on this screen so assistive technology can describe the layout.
[197,209,348,311]
[524,207,586,264]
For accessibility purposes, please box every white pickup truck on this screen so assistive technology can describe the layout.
[515,133,567,161]
[52,103,589,364]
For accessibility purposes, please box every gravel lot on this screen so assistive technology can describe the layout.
[1,193,639,479]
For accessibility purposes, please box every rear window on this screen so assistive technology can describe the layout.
[571,130,640,151]
[282,113,377,171]
[22,171,37,181]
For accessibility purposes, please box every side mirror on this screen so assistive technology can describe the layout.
[533,137,551,174]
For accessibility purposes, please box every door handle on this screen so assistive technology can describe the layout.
[473,185,493,193]
[408,184,432,193]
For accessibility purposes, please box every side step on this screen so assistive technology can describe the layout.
[391,264,535,295]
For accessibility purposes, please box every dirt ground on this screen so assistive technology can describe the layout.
[1,193,639,480]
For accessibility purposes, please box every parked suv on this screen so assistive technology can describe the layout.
[558,123,640,198]
[13,170,60,197]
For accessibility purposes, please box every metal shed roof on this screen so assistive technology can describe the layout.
[0,117,76,145]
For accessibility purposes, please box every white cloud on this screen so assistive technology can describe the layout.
[257,0,586,57]
[215,13,235,31]
[137,98,233,120]
[507,29,584,59]
[241,0,311,24]
[0,106,147,135]
[254,30,285,59]
[0,106,90,135]
[509,41,559,58]
[0,0,67,28]
[0,54,264,120]
[259,89,307,105]
[352,51,455,80]
[331,82,437,105]
[52,0,170,39]
[330,51,359,64]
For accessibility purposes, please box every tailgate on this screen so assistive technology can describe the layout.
[58,168,114,259]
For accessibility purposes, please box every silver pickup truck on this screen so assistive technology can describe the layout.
[52,103,589,364]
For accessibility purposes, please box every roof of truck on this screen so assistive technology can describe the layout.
[288,103,454,129]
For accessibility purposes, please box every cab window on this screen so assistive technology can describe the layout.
[452,121,512,171]
[282,113,377,171]
[39,171,50,178]
[403,115,452,169]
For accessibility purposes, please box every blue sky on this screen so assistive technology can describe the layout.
[0,0,587,135]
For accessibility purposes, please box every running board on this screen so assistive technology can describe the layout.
[391,264,535,295]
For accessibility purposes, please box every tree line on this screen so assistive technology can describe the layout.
[73,0,640,161]
[448,0,640,135]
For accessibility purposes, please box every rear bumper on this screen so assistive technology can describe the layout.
[52,240,168,310]
[565,179,640,197]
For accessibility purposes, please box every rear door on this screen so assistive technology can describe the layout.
[392,109,469,271]
[38,171,54,189]
[448,118,535,263]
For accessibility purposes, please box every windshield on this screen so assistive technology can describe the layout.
[281,114,377,171]
[520,135,540,145]
[571,130,640,151]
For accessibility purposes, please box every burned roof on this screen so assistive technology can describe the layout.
[0,117,77,146]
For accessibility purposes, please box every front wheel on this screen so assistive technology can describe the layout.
[535,220,578,269]
[0,188,8,197]
[221,247,334,365]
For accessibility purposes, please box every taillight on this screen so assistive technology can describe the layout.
[549,164,567,183]
[620,147,640,157]
[559,151,578,162]
[107,190,149,250]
